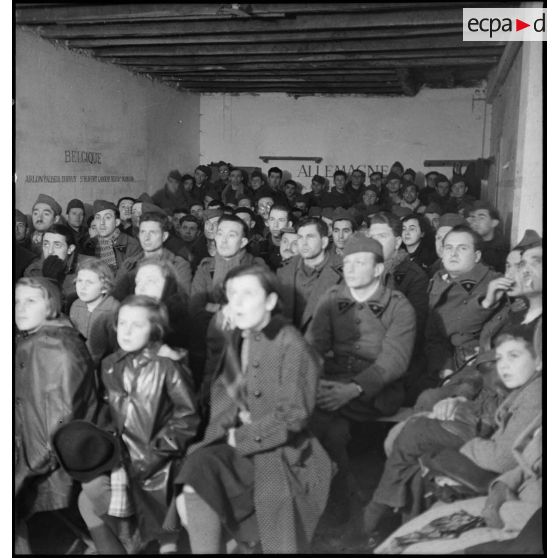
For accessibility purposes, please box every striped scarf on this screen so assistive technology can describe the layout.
[97,229,120,271]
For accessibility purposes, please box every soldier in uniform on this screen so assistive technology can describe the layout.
[277,216,344,334]
[306,234,416,526]
[425,224,501,384]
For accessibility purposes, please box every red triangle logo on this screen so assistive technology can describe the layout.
[516,18,530,31]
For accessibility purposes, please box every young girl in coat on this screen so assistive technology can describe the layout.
[69,257,119,367]
[175,264,334,554]
[15,277,97,553]
[78,295,199,554]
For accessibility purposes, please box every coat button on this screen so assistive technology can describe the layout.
[254,334,261,341]
[254,390,262,397]
[358,304,364,310]
[255,436,262,443]
[253,361,260,368]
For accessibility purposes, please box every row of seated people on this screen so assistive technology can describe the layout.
[14,165,540,554]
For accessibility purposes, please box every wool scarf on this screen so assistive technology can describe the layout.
[97,229,120,271]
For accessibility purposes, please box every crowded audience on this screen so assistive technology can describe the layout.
[14,161,542,554]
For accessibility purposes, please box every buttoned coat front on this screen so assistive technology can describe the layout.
[188,317,334,553]
[307,282,416,419]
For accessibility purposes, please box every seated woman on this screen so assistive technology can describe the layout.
[360,328,542,546]
[400,214,437,272]
[78,295,199,554]
[15,277,97,553]
[375,411,542,554]
[175,264,334,553]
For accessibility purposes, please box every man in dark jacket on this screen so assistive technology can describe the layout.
[425,225,501,382]
[306,234,416,524]
[468,200,509,273]
[277,217,344,333]
[82,200,142,273]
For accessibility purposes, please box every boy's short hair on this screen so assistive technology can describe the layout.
[139,212,170,232]
[444,224,483,252]
[268,167,283,178]
[118,294,169,343]
[76,257,115,294]
[45,224,77,247]
[295,216,329,238]
[217,214,250,239]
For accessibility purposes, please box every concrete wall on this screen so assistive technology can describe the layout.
[15,28,200,214]
[200,88,487,190]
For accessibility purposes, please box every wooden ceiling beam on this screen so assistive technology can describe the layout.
[108,53,502,68]
[32,10,468,40]
[88,35,502,57]
[15,3,494,24]
[62,25,464,48]
[148,71,399,78]
[158,77,401,85]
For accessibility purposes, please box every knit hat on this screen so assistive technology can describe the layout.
[312,175,326,186]
[424,202,442,215]
[343,233,384,260]
[52,420,121,483]
[391,161,404,171]
[93,199,118,215]
[15,209,27,224]
[33,194,62,215]
[438,213,466,228]
[168,169,182,182]
[513,229,542,251]
[195,165,211,178]
[66,199,85,213]
[204,207,224,221]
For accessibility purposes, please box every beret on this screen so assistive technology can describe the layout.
[386,172,401,182]
[33,194,62,215]
[438,213,466,228]
[332,207,356,225]
[343,233,384,259]
[15,209,27,224]
[321,207,335,220]
[93,199,118,215]
[392,206,413,218]
[435,174,450,185]
[168,169,182,182]
[424,202,442,215]
[513,229,542,251]
[117,196,135,206]
[141,202,168,217]
[66,199,85,213]
[196,165,212,177]
[312,175,326,185]
[204,207,224,220]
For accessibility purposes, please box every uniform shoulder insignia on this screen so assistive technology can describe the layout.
[460,279,477,292]
[367,302,385,316]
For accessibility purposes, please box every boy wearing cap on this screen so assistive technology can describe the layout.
[30,194,62,256]
[83,200,142,273]
[468,201,509,273]
[277,216,344,333]
[307,234,416,522]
